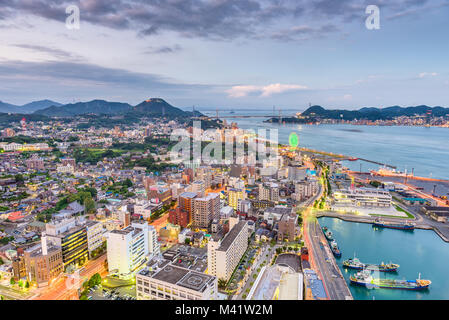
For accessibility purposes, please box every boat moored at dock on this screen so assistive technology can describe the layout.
[373,218,415,231]
[343,257,399,272]
[349,270,431,290]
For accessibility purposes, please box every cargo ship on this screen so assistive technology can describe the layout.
[330,240,341,258]
[349,270,431,290]
[373,218,415,231]
[343,256,399,272]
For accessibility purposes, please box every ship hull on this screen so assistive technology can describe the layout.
[343,265,398,272]
[349,279,430,290]
[373,223,415,230]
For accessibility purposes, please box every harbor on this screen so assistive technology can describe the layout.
[318,216,449,300]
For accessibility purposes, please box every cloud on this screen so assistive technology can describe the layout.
[418,72,438,78]
[0,0,434,40]
[144,45,182,55]
[226,83,308,98]
[12,44,84,61]
[0,59,217,104]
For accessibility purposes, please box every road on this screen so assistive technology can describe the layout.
[235,243,278,300]
[302,168,353,300]
[33,254,107,300]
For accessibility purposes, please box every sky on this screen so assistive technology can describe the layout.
[0,0,448,110]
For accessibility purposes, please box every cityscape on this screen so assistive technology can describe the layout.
[0,0,449,313]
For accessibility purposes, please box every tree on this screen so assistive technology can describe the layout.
[88,273,102,288]
[10,277,15,285]
[25,281,30,289]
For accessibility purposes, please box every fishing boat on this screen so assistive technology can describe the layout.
[350,270,431,290]
[322,227,334,241]
[330,240,341,258]
[343,256,399,272]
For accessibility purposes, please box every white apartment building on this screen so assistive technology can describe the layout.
[86,220,104,254]
[207,220,248,281]
[106,221,159,275]
[136,263,217,300]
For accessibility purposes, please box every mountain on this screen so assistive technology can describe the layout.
[0,99,62,114]
[20,100,62,113]
[34,100,133,116]
[0,101,18,113]
[131,98,189,116]
[300,105,449,121]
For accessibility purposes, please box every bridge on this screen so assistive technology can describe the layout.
[191,107,295,121]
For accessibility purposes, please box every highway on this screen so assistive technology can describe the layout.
[302,169,353,300]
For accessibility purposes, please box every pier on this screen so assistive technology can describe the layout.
[315,211,449,243]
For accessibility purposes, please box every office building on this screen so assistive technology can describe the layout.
[136,263,217,300]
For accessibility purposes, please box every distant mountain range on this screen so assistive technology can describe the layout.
[265,105,449,123]
[0,100,62,114]
[301,105,449,120]
[0,98,202,118]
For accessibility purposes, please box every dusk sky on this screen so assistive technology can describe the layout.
[0,0,448,110]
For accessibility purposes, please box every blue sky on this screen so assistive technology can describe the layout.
[0,0,448,110]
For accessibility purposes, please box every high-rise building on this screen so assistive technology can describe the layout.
[207,220,248,281]
[228,188,246,210]
[192,193,220,229]
[86,220,104,256]
[106,221,159,275]
[179,192,197,224]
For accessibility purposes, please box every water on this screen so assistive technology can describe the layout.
[200,109,449,180]
[319,217,449,300]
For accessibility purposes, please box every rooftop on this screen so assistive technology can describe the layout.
[217,220,247,252]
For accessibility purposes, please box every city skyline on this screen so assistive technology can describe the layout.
[0,0,448,109]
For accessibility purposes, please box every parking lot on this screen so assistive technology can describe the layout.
[87,284,137,301]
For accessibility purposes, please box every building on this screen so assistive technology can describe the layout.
[278,212,299,242]
[56,164,75,174]
[258,183,279,203]
[421,206,449,223]
[26,155,44,171]
[86,220,104,256]
[169,207,190,228]
[247,254,303,300]
[207,220,248,281]
[147,186,172,205]
[136,263,217,300]
[61,158,76,167]
[106,221,159,275]
[333,188,392,208]
[192,193,220,229]
[288,165,307,181]
[45,218,89,268]
[228,188,246,210]
[23,236,64,287]
[179,192,197,223]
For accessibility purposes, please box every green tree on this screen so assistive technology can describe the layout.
[10,277,15,285]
